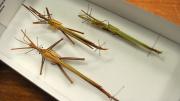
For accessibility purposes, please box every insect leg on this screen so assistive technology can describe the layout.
[40,57,45,75]
[57,64,74,84]
[60,57,85,61]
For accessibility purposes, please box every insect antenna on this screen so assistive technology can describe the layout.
[23,4,49,24]
[29,6,43,20]
[36,37,39,48]
[87,4,93,20]
[89,8,92,18]
[22,29,28,43]
[21,29,36,47]
[87,4,90,15]
[22,4,41,21]
[24,48,35,54]
[11,31,32,51]
[82,4,92,23]
[15,37,28,45]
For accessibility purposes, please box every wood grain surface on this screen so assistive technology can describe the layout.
[128,0,180,25]
[0,61,57,101]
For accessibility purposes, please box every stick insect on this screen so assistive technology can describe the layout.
[78,9,162,54]
[11,30,119,101]
[22,4,107,51]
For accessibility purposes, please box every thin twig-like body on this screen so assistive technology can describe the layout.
[79,10,162,54]
[22,4,107,51]
[11,30,119,101]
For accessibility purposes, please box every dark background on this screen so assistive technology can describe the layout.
[0,61,57,101]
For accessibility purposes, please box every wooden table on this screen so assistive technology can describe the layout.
[0,61,57,101]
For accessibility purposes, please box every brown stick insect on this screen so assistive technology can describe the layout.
[11,30,119,101]
[22,4,107,51]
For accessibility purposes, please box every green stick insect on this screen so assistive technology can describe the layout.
[78,9,162,54]
[22,4,107,51]
[11,30,119,101]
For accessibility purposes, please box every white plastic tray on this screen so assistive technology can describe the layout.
[0,0,180,101]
